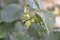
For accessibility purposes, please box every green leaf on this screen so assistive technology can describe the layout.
[0,11,1,22]
[37,11,55,34]
[36,10,55,40]
[9,32,33,40]
[1,4,24,22]
[53,32,60,40]
[0,7,3,23]
[14,21,26,32]
[0,28,7,38]
[35,14,43,22]
[9,21,33,40]
[0,38,5,40]
[3,0,18,4]
[24,20,32,29]
[28,24,41,40]
[0,23,7,38]
[0,22,15,38]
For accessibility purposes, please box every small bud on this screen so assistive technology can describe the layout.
[24,20,32,29]
[31,19,35,23]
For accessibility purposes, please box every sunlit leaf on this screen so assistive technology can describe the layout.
[35,13,43,22]
[24,20,32,29]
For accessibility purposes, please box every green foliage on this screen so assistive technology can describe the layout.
[3,0,18,4]
[1,4,24,22]
[0,0,59,40]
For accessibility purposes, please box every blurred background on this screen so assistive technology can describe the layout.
[0,0,60,40]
